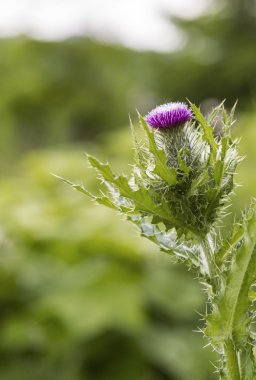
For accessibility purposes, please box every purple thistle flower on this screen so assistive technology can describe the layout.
[145,102,192,129]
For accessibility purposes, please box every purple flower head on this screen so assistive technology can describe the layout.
[145,102,192,129]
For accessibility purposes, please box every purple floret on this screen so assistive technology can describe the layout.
[145,102,192,129]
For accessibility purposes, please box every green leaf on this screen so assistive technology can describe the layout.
[139,114,177,187]
[128,215,200,267]
[216,219,245,266]
[222,106,228,125]
[190,102,217,160]
[188,171,209,196]
[214,136,229,188]
[228,100,238,127]
[214,160,225,187]
[87,154,179,227]
[87,154,115,182]
[206,202,256,347]
[87,154,133,196]
[207,100,225,124]
[52,174,94,198]
[177,147,190,175]
[53,174,118,210]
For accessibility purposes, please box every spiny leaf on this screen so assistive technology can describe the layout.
[188,171,209,196]
[139,114,177,187]
[222,106,228,125]
[128,215,200,267]
[53,174,118,210]
[239,347,255,380]
[214,135,230,189]
[52,174,94,198]
[206,202,256,347]
[190,102,218,160]
[214,160,225,188]
[207,100,226,124]
[129,116,146,167]
[216,219,245,266]
[177,147,190,175]
[87,154,179,227]
[228,100,238,127]
[87,154,115,182]
[87,154,133,196]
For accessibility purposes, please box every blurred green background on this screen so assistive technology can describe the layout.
[0,0,256,379]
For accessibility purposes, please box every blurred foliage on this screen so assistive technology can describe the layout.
[167,0,256,107]
[0,0,255,166]
[0,0,255,378]
[0,138,216,380]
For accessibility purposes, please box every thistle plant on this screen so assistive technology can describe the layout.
[61,101,256,379]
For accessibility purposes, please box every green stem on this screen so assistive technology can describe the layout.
[224,339,241,380]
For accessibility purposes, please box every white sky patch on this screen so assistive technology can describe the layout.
[0,0,212,51]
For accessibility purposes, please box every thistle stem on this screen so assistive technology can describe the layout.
[224,339,241,380]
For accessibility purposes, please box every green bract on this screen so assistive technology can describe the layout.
[61,102,256,380]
